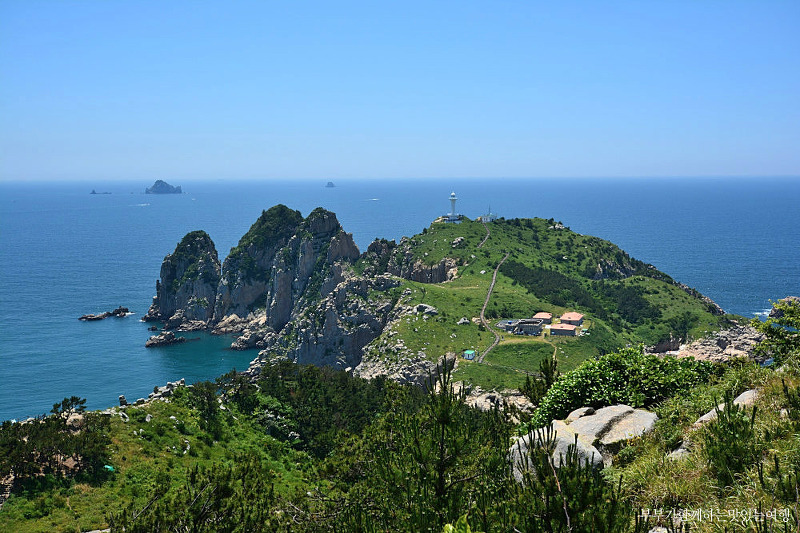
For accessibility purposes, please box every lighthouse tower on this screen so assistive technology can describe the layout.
[449,192,458,218]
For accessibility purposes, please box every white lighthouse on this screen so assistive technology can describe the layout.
[443,191,461,222]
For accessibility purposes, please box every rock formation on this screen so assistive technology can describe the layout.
[770,296,800,318]
[79,306,130,321]
[145,331,187,348]
[674,325,764,363]
[145,205,405,374]
[361,238,459,283]
[145,180,182,194]
[144,230,221,327]
[510,404,658,479]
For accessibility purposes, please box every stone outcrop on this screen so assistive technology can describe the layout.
[510,404,658,478]
[770,296,800,318]
[674,325,764,363]
[145,205,405,372]
[145,331,187,348]
[79,306,130,321]
[245,272,401,372]
[668,389,759,460]
[362,237,459,283]
[456,383,536,419]
[144,230,220,327]
[692,389,758,428]
[510,421,603,482]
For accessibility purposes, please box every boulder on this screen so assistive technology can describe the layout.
[693,389,758,428]
[510,420,603,482]
[518,404,659,471]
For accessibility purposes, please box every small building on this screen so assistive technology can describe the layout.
[463,349,477,360]
[560,312,584,326]
[513,318,544,336]
[533,312,552,324]
[550,323,577,336]
[496,319,519,332]
[478,205,498,222]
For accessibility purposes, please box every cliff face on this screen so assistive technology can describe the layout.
[245,272,401,373]
[144,230,220,326]
[148,205,384,370]
[213,205,305,322]
[362,238,459,283]
[214,207,360,330]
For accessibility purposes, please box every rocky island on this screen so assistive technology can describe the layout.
[143,204,733,390]
[79,306,131,321]
[145,179,182,194]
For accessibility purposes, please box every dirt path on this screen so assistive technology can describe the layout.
[477,252,510,363]
[477,221,491,249]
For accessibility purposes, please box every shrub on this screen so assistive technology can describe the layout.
[530,346,718,427]
[702,392,760,488]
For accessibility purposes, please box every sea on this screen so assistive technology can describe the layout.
[1,177,798,422]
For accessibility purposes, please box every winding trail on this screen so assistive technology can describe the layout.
[477,251,510,363]
[477,221,491,249]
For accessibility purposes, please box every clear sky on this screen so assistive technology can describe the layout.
[1,1,798,181]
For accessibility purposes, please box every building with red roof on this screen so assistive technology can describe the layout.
[550,323,577,336]
[560,312,584,326]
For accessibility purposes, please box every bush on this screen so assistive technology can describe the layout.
[703,392,760,488]
[530,346,718,427]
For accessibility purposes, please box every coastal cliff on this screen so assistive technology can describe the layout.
[146,205,393,370]
[144,230,220,328]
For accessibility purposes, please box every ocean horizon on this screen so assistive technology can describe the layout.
[1,176,798,422]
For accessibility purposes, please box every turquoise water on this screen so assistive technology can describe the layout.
[1,177,798,421]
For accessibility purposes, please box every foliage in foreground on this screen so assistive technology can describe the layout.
[0,396,110,489]
[529,345,719,428]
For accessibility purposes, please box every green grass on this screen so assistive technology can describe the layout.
[484,341,554,374]
[363,217,729,391]
[453,360,527,391]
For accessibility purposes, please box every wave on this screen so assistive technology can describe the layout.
[132,203,150,207]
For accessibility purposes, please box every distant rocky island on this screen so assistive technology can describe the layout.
[325,181,336,188]
[90,189,111,195]
[145,180,182,194]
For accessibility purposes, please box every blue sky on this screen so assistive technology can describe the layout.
[1,1,798,181]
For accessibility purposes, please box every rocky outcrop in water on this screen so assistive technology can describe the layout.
[144,231,220,327]
[146,206,395,371]
[145,331,187,347]
[79,306,130,321]
[145,180,182,194]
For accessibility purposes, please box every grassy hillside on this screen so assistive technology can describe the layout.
[2,302,799,532]
[361,217,730,391]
